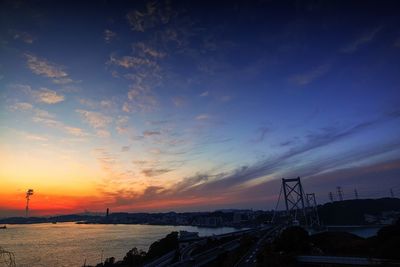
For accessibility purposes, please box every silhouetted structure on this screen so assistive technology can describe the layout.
[306,193,320,227]
[25,189,34,217]
[106,208,109,217]
[354,189,359,199]
[329,192,334,202]
[337,186,343,201]
[282,177,307,226]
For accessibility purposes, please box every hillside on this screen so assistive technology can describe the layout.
[318,198,400,225]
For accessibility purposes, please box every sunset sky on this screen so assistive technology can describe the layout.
[1,0,400,217]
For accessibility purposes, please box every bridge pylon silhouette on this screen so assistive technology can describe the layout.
[279,177,321,229]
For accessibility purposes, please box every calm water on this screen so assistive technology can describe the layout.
[327,225,383,238]
[0,223,240,267]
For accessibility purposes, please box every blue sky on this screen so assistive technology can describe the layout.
[1,0,400,215]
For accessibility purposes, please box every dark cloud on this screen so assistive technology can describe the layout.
[121,146,130,152]
[143,130,161,137]
[142,168,172,177]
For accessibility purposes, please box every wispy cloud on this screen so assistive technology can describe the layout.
[64,126,87,137]
[195,114,210,121]
[52,78,75,85]
[172,96,186,107]
[104,29,116,43]
[25,53,68,78]
[154,111,400,203]
[126,1,173,32]
[109,54,158,69]
[24,133,48,141]
[341,26,382,53]
[134,42,166,59]
[143,130,161,137]
[251,127,269,143]
[32,116,88,137]
[116,116,131,135]
[13,84,65,104]
[11,101,54,119]
[290,64,330,86]
[76,109,112,137]
[34,88,65,104]
[121,146,130,152]
[76,109,112,129]
[12,102,33,110]
[93,148,117,173]
[199,91,209,97]
[12,30,35,44]
[142,168,172,177]
[124,85,157,113]
[220,95,232,102]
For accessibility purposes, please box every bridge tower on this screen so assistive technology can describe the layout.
[306,193,320,228]
[282,177,307,226]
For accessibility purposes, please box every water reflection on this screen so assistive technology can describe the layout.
[0,222,240,267]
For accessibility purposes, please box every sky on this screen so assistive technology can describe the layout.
[1,0,400,217]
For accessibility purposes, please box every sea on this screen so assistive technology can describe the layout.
[0,222,240,267]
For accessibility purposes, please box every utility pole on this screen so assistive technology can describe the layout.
[282,177,307,226]
[25,189,34,217]
[337,186,343,201]
[329,192,334,202]
[354,189,359,200]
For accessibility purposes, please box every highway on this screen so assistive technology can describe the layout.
[169,227,266,267]
[145,226,277,267]
[234,226,283,267]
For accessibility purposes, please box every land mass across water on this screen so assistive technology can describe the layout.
[1,198,399,228]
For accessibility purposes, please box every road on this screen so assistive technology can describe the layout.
[235,226,282,267]
[145,226,276,267]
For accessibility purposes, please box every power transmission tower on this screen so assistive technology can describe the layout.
[337,186,343,201]
[306,193,320,228]
[25,189,34,217]
[329,192,334,202]
[282,177,307,226]
[390,188,395,198]
[354,189,359,199]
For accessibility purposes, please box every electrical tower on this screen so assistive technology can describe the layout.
[25,189,34,217]
[329,192,334,202]
[282,177,307,226]
[306,193,320,228]
[390,188,395,198]
[336,186,343,201]
[354,189,359,199]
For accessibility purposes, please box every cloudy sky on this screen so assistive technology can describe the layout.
[1,0,400,216]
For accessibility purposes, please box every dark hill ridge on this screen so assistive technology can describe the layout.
[318,197,400,225]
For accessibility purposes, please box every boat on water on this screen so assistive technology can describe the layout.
[0,225,6,229]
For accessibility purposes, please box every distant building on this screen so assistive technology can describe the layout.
[233,212,249,223]
[193,216,223,227]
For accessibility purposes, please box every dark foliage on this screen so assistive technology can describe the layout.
[311,231,369,256]
[146,231,178,260]
[275,226,310,254]
[92,231,178,267]
[318,198,400,225]
[373,220,400,259]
